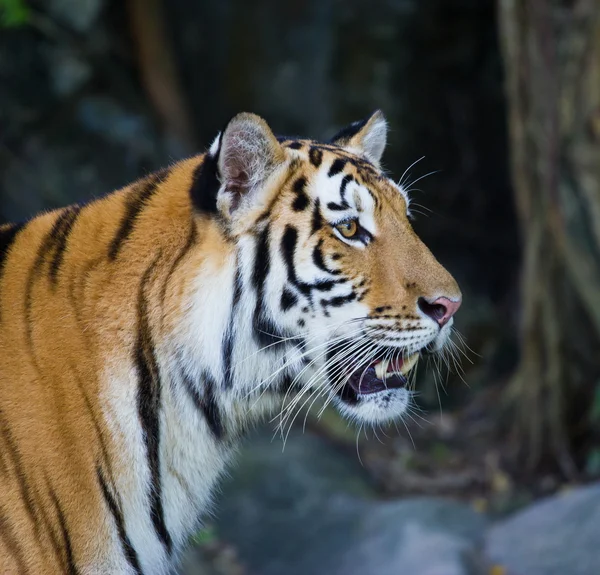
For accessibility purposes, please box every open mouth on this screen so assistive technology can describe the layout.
[337,352,420,402]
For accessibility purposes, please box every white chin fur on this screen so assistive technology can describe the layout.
[332,387,411,424]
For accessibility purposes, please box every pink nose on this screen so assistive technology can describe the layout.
[418,296,462,327]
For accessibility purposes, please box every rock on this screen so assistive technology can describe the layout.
[486,482,600,575]
[46,0,104,32]
[182,429,488,575]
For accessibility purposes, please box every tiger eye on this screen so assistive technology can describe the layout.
[336,219,358,239]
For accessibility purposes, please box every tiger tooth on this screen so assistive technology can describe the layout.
[374,359,389,380]
[400,353,419,375]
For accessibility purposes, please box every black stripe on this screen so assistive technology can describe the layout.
[280,287,298,311]
[327,158,347,178]
[181,370,224,439]
[286,141,303,150]
[25,209,79,373]
[251,226,287,346]
[222,265,242,388]
[97,467,143,575]
[291,177,309,212]
[311,280,338,292]
[281,226,344,299]
[47,486,79,575]
[135,253,173,554]
[38,209,79,272]
[49,206,81,286]
[190,148,220,214]
[202,372,223,438]
[311,199,323,235]
[327,202,347,211]
[251,227,270,293]
[308,147,323,168]
[329,118,369,146]
[0,416,67,565]
[312,240,340,275]
[280,226,309,298]
[339,175,353,205]
[321,292,357,308]
[109,169,168,260]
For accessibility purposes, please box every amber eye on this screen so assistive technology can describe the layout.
[335,219,359,239]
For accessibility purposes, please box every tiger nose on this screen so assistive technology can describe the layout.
[418,296,461,327]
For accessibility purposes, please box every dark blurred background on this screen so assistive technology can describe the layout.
[1,1,599,573]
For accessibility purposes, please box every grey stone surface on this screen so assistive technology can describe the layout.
[184,430,488,575]
[486,483,600,575]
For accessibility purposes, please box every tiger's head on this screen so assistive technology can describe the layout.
[199,111,461,425]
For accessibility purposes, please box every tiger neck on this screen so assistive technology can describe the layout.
[108,217,291,564]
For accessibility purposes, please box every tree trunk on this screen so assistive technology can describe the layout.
[498,0,600,474]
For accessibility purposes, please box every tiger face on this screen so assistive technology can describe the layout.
[206,111,461,425]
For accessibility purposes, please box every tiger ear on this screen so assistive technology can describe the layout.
[329,110,387,167]
[214,113,285,218]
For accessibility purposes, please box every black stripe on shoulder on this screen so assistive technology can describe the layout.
[328,158,347,178]
[49,206,81,286]
[286,141,303,150]
[46,486,79,575]
[135,253,173,555]
[0,412,44,546]
[33,208,79,278]
[308,147,323,168]
[109,169,168,261]
[291,177,309,212]
[181,370,224,439]
[97,467,143,575]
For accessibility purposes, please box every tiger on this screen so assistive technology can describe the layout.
[0,110,461,574]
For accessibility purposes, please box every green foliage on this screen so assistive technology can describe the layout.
[0,0,29,27]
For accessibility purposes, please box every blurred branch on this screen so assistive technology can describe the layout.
[128,0,196,152]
